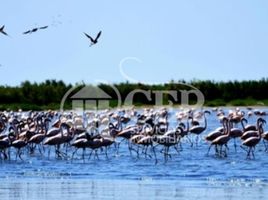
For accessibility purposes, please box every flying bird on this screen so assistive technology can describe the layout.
[23,30,32,34]
[39,26,48,29]
[31,28,38,32]
[84,31,102,46]
[23,28,37,34]
[23,26,48,35]
[0,25,9,36]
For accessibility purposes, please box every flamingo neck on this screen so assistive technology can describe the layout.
[204,114,208,129]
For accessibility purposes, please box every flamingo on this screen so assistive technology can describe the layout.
[137,135,156,160]
[71,138,88,161]
[207,119,231,157]
[189,110,211,146]
[0,139,10,160]
[129,134,145,157]
[241,118,265,140]
[205,117,228,142]
[11,138,28,160]
[228,118,244,151]
[87,138,104,160]
[153,127,183,162]
[262,131,268,151]
[28,130,46,154]
[99,136,115,158]
[241,117,263,132]
[43,123,71,158]
[46,126,61,137]
[241,120,265,159]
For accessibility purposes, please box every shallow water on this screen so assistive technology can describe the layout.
[1,108,268,199]
[1,179,268,200]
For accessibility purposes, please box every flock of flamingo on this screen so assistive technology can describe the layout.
[0,107,268,163]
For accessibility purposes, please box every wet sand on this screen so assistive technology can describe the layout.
[1,179,267,200]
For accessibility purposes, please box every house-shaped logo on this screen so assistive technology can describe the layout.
[70,85,112,110]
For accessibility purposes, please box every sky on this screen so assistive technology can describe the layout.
[1,0,268,86]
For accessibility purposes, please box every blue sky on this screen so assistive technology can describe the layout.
[1,0,268,86]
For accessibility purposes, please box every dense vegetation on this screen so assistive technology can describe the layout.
[0,78,268,110]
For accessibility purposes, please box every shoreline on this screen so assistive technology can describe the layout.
[1,103,268,112]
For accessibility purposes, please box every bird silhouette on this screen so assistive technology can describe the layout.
[0,25,9,36]
[39,26,48,29]
[23,30,32,35]
[23,26,49,35]
[84,31,102,46]
[31,28,38,32]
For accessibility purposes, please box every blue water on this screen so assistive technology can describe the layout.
[1,179,268,200]
[1,108,268,199]
[1,143,268,182]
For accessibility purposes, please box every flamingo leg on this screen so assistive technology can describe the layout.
[129,144,139,158]
[94,150,99,160]
[240,145,247,152]
[137,145,140,158]
[55,145,59,158]
[38,145,43,155]
[247,147,251,158]
[195,135,199,147]
[186,135,193,147]
[82,148,85,163]
[179,141,183,151]
[88,150,93,160]
[146,145,152,159]
[219,145,223,157]
[105,147,109,158]
[18,150,24,161]
[207,144,212,155]
[116,138,125,155]
[164,147,168,163]
[174,145,180,154]
[234,138,237,152]
[165,146,171,162]
[71,148,78,160]
[215,145,219,155]
[3,150,8,160]
[152,146,158,164]
[144,146,150,158]
[222,144,228,157]
[132,145,140,158]
[65,143,69,155]
[8,148,11,160]
[223,144,228,157]
[263,140,267,152]
[15,149,19,161]
[251,148,255,159]
[47,147,51,159]
[128,140,132,156]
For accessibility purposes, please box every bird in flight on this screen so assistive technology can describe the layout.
[23,26,49,35]
[31,28,38,33]
[23,30,31,34]
[0,25,9,36]
[84,31,102,46]
[39,26,48,30]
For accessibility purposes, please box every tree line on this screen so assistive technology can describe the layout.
[0,78,268,110]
